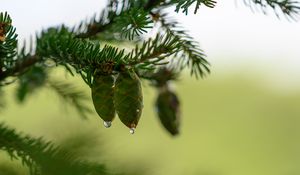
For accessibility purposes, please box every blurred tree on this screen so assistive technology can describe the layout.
[0,0,299,174]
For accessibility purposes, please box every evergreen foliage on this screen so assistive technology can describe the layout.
[0,123,107,175]
[0,0,299,174]
[245,0,300,19]
[0,12,18,82]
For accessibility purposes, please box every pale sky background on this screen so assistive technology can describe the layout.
[1,0,300,89]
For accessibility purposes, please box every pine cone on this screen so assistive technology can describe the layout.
[155,87,180,136]
[91,74,115,128]
[114,70,143,131]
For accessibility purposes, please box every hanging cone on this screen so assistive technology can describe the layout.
[114,69,143,130]
[155,87,180,136]
[91,74,115,127]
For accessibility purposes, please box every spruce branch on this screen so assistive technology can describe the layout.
[126,31,181,70]
[244,0,300,19]
[75,0,133,39]
[174,0,217,14]
[113,8,153,40]
[153,13,210,78]
[0,12,18,74]
[36,27,184,83]
[36,27,128,85]
[0,12,41,83]
[0,123,107,175]
[75,0,172,39]
[75,1,118,39]
[0,123,39,174]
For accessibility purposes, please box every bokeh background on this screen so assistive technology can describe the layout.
[1,1,300,175]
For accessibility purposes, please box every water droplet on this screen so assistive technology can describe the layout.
[130,128,135,134]
[103,121,112,128]
[136,109,140,113]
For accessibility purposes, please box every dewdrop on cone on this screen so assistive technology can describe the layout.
[114,69,143,133]
[155,86,180,136]
[91,74,116,128]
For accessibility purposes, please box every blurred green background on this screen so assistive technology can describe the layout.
[1,68,300,175]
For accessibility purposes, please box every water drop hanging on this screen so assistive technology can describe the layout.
[130,128,135,134]
[103,121,112,128]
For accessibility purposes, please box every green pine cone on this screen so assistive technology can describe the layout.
[114,70,143,130]
[155,88,180,136]
[91,74,115,127]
